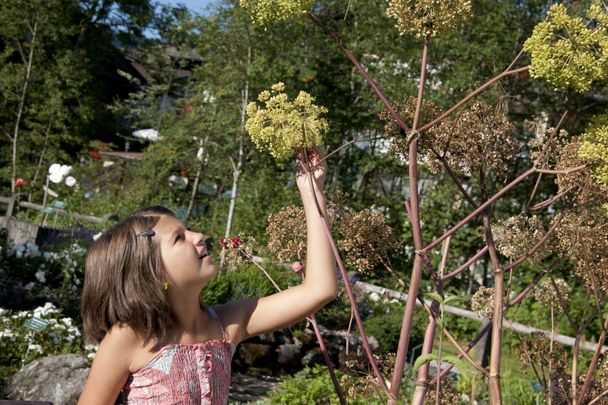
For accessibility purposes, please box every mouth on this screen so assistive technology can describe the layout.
[199,253,208,260]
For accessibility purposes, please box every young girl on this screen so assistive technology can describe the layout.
[77,150,336,404]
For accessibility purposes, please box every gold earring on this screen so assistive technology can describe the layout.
[163,282,169,291]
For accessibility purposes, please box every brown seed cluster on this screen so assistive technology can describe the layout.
[533,278,570,312]
[555,138,608,205]
[599,355,608,390]
[516,331,567,372]
[337,209,399,275]
[493,214,553,264]
[381,98,519,180]
[423,379,462,405]
[340,352,395,399]
[524,119,569,167]
[266,206,307,262]
[556,209,608,296]
[471,286,495,318]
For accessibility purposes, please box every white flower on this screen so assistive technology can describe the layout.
[93,232,102,241]
[27,343,43,354]
[64,176,77,187]
[35,270,46,283]
[48,164,72,184]
[102,161,114,167]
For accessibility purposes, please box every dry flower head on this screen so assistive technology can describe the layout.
[556,209,608,295]
[524,118,569,168]
[222,235,258,270]
[266,205,307,262]
[493,214,553,264]
[471,286,495,318]
[337,209,399,275]
[516,331,567,371]
[382,98,519,180]
[534,278,570,312]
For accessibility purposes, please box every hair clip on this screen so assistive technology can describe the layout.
[136,230,156,237]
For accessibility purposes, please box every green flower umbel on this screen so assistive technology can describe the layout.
[386,0,472,38]
[246,83,328,161]
[523,1,608,93]
[240,0,313,26]
[579,113,608,187]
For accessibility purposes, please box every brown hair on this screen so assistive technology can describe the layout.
[81,206,176,344]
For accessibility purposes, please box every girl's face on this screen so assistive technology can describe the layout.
[154,215,216,291]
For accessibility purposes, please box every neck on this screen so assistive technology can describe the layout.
[167,288,206,336]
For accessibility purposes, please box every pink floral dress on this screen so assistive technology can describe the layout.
[122,307,236,405]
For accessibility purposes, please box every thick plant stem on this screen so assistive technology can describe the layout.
[483,215,503,405]
[390,37,429,404]
[303,150,391,396]
[412,237,450,405]
[243,251,346,404]
[578,313,608,403]
[310,313,347,405]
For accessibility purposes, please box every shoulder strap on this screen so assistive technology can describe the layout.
[206,306,227,340]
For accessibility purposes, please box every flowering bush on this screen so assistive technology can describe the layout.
[523,1,608,92]
[0,234,87,318]
[0,303,95,392]
[246,83,328,161]
[386,0,472,38]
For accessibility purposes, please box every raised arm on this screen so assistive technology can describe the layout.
[217,148,337,344]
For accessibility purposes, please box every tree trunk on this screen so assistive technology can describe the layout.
[12,19,39,194]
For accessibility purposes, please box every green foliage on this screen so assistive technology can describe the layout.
[201,263,299,305]
[455,370,542,404]
[362,303,427,354]
[266,365,342,404]
[265,365,386,405]
[523,0,608,92]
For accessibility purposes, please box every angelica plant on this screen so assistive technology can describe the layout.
[246,83,328,161]
[523,0,608,92]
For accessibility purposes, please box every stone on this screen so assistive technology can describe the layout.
[276,338,302,366]
[237,343,271,367]
[301,348,325,368]
[6,354,90,405]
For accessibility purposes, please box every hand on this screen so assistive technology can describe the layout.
[296,147,326,196]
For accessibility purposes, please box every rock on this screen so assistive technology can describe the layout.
[276,338,302,366]
[301,348,325,368]
[7,354,90,405]
[229,372,281,403]
[238,343,271,367]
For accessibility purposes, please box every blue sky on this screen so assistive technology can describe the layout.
[156,0,219,14]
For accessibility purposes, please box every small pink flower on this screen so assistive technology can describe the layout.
[230,237,241,248]
[219,237,227,247]
[291,261,303,273]
[14,178,26,188]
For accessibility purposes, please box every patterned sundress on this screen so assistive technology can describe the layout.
[122,307,236,404]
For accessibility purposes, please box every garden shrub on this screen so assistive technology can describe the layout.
[0,303,94,396]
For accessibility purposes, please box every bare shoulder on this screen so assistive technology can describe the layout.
[212,299,258,345]
[100,323,146,371]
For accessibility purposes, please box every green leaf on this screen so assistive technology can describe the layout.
[411,353,437,376]
[424,292,444,305]
[444,295,464,306]
[442,355,474,378]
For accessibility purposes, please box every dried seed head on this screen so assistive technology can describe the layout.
[424,379,462,405]
[556,209,608,295]
[493,214,553,264]
[516,331,567,371]
[534,278,570,312]
[471,286,495,318]
[524,118,569,167]
[381,99,519,180]
[266,206,307,262]
[337,209,399,275]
